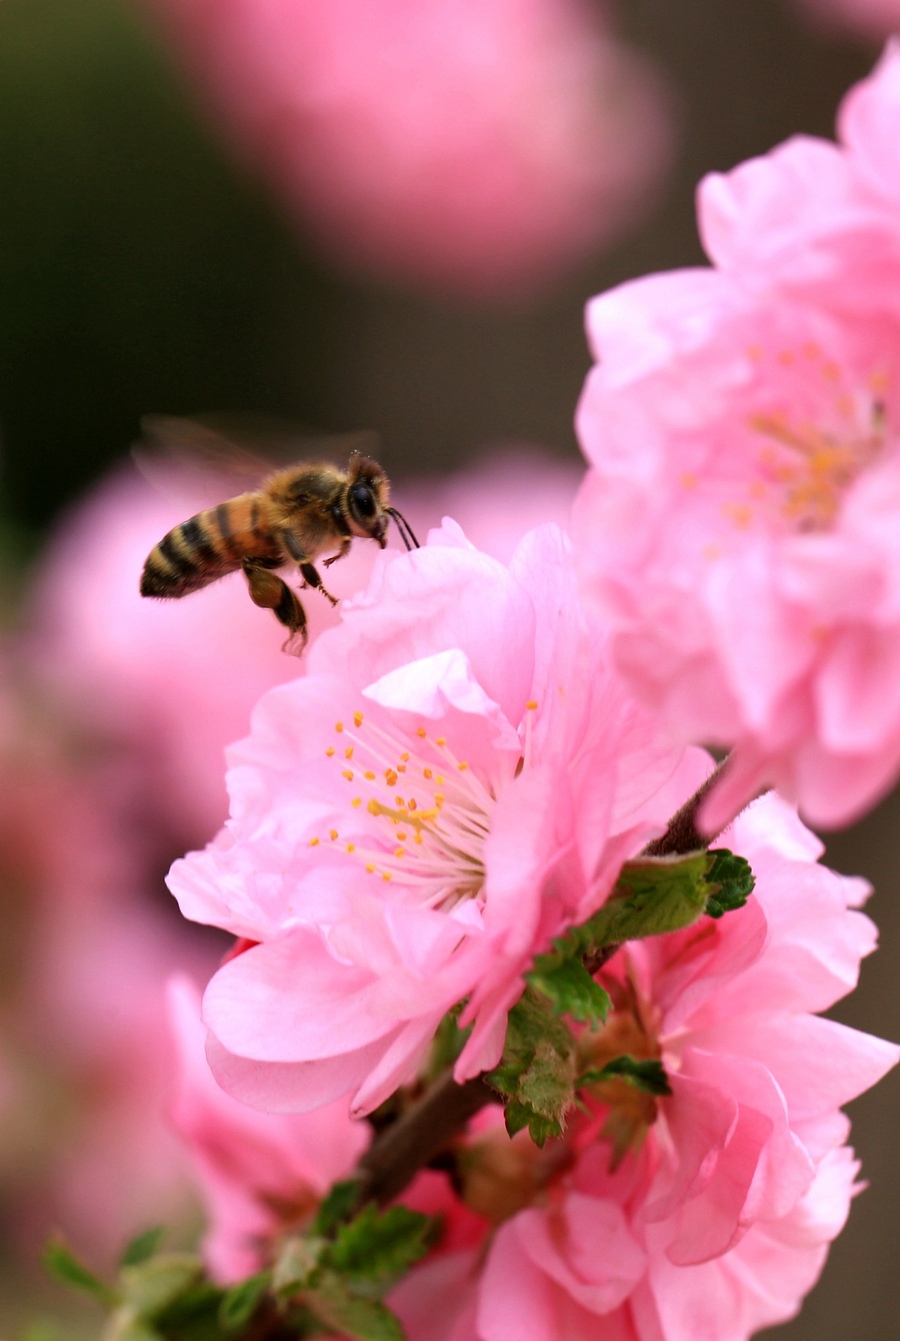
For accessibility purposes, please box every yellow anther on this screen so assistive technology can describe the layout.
[325,746,335,757]
[346,843,356,854]
[407,799,417,812]
[354,711,364,727]
[525,700,538,711]
[435,774,445,784]
[309,837,320,847]
[385,768,398,786]
[416,726,427,738]
[367,799,382,816]
[342,770,354,781]
[436,737,447,747]
[423,767,433,780]
[364,770,376,781]
[414,833,424,845]
[397,764,407,773]
[382,872,392,882]
[351,797,362,809]
[335,721,344,733]
[397,831,408,841]
[435,794,445,807]
[344,746,354,760]
[329,829,339,841]
[395,847,407,858]
[457,762,469,772]
[395,796,405,808]
[366,863,376,874]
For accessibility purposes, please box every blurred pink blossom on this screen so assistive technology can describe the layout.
[167,521,704,1116]
[0,669,215,1265]
[395,795,898,1341]
[167,975,369,1281]
[794,0,900,39]
[574,44,900,829]
[142,0,674,298]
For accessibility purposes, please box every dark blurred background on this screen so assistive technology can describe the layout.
[0,2,896,1338]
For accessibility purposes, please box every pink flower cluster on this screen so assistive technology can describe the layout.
[168,521,702,1114]
[145,43,900,1341]
[142,0,673,297]
[574,42,900,830]
[169,790,897,1338]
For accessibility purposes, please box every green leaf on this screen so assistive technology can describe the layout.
[101,1313,162,1341]
[119,1227,166,1269]
[306,1273,406,1341]
[704,848,755,918]
[486,987,576,1145]
[578,1055,672,1097]
[272,1234,324,1294]
[526,951,612,1025]
[119,1253,203,1318]
[503,1100,563,1144]
[328,1204,432,1286]
[310,1178,363,1237]
[218,1272,271,1331]
[43,1236,116,1306]
[584,852,712,946]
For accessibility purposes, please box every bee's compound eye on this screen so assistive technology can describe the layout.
[349,481,377,519]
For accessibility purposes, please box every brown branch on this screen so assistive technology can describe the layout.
[641,756,729,857]
[357,1073,496,1206]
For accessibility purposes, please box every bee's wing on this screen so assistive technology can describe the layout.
[133,414,382,508]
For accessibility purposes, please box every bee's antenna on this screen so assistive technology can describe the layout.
[387,507,421,551]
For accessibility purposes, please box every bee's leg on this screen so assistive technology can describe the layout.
[242,559,308,654]
[323,537,351,569]
[282,533,339,606]
[299,561,340,608]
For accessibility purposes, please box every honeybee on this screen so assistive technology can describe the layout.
[139,420,419,653]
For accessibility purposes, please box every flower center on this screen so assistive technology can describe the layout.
[312,704,537,912]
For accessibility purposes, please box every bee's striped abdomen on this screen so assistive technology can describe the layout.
[140,493,282,598]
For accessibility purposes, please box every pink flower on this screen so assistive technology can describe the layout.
[168,521,703,1115]
[142,0,673,298]
[574,46,900,828]
[167,975,369,1282]
[435,795,898,1341]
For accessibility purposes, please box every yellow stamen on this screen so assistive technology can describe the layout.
[344,746,354,760]
[325,747,335,757]
[353,711,364,727]
[309,837,320,846]
[342,770,354,781]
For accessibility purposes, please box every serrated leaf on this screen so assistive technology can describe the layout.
[217,1272,271,1331]
[328,1204,432,1286]
[503,1100,563,1145]
[578,1055,672,1097]
[585,852,712,946]
[306,1273,406,1341]
[486,988,577,1145]
[704,848,755,918]
[272,1234,324,1294]
[310,1178,363,1237]
[43,1236,116,1306]
[526,953,612,1025]
[119,1253,203,1318]
[119,1227,166,1269]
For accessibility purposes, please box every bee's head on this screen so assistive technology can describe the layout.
[346,455,390,546]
